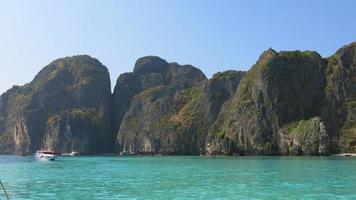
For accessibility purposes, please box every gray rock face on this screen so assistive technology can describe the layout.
[217,50,326,155]
[199,71,246,154]
[1,42,356,156]
[113,67,247,155]
[113,56,207,154]
[202,71,246,125]
[325,42,356,153]
[0,55,112,155]
[111,44,356,156]
[279,117,329,155]
[133,56,169,76]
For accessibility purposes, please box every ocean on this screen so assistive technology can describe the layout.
[1,155,355,199]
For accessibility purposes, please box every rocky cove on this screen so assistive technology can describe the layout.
[1,42,356,156]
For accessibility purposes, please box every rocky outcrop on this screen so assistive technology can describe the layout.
[0,55,112,155]
[198,71,246,154]
[113,59,248,155]
[1,42,356,156]
[218,49,326,155]
[323,42,356,153]
[113,56,207,154]
[279,117,328,155]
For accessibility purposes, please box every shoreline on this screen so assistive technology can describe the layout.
[1,153,356,157]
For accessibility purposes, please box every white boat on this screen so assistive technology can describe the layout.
[62,151,79,156]
[332,153,356,157]
[119,151,128,156]
[70,151,79,156]
[35,150,56,161]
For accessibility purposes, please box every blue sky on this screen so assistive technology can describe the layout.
[1,0,356,93]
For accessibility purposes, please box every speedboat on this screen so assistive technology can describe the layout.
[62,151,79,156]
[35,150,56,161]
[70,151,79,156]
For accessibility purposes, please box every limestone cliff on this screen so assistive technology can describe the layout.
[324,42,356,153]
[112,43,356,156]
[1,42,356,156]
[219,49,327,155]
[0,55,112,155]
[113,56,207,154]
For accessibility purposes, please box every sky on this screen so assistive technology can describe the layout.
[0,0,356,94]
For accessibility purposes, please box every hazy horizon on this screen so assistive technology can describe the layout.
[1,0,356,94]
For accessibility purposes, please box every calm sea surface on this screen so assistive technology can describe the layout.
[0,155,355,200]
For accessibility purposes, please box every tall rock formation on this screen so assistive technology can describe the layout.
[1,42,356,156]
[0,55,112,155]
[324,42,356,153]
[112,56,207,154]
[219,49,327,155]
[111,43,356,156]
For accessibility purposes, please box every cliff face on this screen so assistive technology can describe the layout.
[219,49,327,155]
[0,55,112,155]
[325,42,356,153]
[113,56,207,154]
[113,59,246,154]
[1,42,356,155]
[194,70,246,154]
[112,43,356,156]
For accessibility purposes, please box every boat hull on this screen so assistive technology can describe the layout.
[35,153,56,161]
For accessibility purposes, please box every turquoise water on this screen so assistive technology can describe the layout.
[0,156,356,199]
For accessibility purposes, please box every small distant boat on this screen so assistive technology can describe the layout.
[119,146,138,156]
[332,153,356,157]
[129,151,137,156]
[35,150,56,161]
[70,151,79,156]
[62,151,79,156]
[119,151,138,156]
